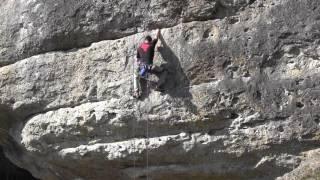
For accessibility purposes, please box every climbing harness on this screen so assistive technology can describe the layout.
[139,63,149,78]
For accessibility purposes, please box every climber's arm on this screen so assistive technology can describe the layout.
[136,49,140,60]
[152,29,161,46]
[156,28,161,40]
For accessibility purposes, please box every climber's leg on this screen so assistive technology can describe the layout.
[133,62,141,98]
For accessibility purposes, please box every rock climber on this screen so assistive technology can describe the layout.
[133,29,167,98]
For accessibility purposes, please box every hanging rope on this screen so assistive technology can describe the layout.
[146,74,150,180]
[130,0,154,178]
[131,0,151,179]
[131,0,138,179]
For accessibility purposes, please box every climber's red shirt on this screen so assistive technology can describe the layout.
[137,39,158,65]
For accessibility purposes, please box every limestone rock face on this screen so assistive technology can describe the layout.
[0,0,246,66]
[277,149,320,180]
[1,0,320,179]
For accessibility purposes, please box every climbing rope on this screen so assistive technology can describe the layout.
[131,0,151,179]
[132,0,138,179]
[146,74,150,180]
[130,1,156,178]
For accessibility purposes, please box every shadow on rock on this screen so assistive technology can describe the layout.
[152,33,198,115]
[0,147,38,180]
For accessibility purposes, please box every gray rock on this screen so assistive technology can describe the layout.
[0,0,249,66]
[277,149,320,180]
[0,0,320,179]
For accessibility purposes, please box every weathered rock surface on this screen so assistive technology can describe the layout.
[277,149,320,180]
[1,0,320,179]
[0,0,248,66]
